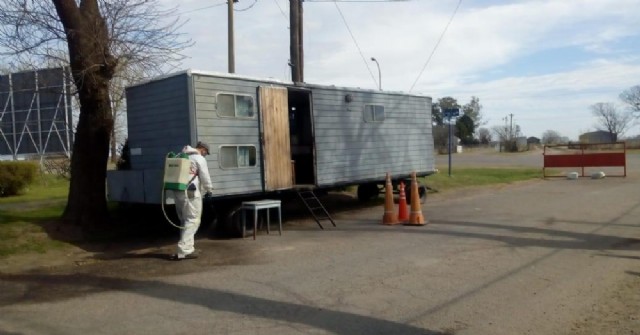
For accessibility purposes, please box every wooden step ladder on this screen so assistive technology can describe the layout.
[296,189,336,229]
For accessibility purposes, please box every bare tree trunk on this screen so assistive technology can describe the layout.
[110,128,118,164]
[53,0,115,229]
[1,0,190,233]
[63,83,113,227]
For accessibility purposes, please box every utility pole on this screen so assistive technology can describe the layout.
[290,0,303,83]
[298,0,303,82]
[509,113,514,139]
[228,0,237,73]
[503,116,508,139]
[501,116,508,152]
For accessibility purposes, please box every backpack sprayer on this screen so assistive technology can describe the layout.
[161,152,192,229]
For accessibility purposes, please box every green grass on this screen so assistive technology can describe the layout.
[0,174,69,257]
[0,203,68,257]
[424,167,542,192]
[0,167,543,258]
[0,174,69,204]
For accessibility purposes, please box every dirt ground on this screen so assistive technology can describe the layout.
[1,148,639,334]
[568,272,640,335]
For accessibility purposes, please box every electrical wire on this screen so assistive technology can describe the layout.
[235,0,259,11]
[177,0,258,16]
[272,0,289,20]
[409,0,462,93]
[307,0,410,2]
[178,2,227,15]
[332,1,378,89]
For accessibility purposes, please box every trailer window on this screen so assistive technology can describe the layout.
[216,93,255,118]
[219,145,257,169]
[364,104,385,122]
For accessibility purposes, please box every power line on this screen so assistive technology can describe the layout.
[307,0,410,2]
[177,0,258,16]
[272,0,289,20]
[332,2,378,89]
[409,0,462,93]
[177,2,227,15]
[235,0,259,11]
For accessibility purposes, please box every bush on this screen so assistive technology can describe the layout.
[42,156,71,180]
[0,161,39,197]
[116,139,131,170]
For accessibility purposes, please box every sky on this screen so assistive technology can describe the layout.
[164,0,640,140]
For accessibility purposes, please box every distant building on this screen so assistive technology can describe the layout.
[625,137,640,149]
[527,137,541,144]
[516,137,528,151]
[579,131,616,143]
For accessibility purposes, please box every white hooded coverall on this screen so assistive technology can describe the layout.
[173,145,213,257]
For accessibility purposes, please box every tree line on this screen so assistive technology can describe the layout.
[433,84,640,151]
[542,85,640,145]
[431,96,488,150]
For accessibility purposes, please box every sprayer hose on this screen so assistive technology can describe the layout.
[161,184,187,230]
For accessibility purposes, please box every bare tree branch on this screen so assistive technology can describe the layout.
[0,0,192,229]
[477,127,491,145]
[542,130,563,145]
[619,85,640,116]
[0,0,191,76]
[590,102,635,140]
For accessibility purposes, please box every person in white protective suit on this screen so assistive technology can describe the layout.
[169,141,214,261]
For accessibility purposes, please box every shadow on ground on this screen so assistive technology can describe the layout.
[0,272,446,335]
[13,192,384,269]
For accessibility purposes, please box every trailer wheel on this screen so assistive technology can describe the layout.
[405,182,427,205]
[200,199,220,237]
[357,183,381,202]
[224,204,243,238]
[222,203,253,238]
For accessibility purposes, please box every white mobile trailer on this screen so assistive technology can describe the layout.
[107,70,435,233]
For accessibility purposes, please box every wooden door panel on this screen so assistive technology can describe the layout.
[259,86,292,190]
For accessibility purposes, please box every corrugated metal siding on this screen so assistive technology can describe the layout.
[192,74,265,195]
[117,70,435,203]
[311,88,434,186]
[106,170,145,203]
[126,73,191,170]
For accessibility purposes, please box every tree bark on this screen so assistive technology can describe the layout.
[110,128,118,164]
[53,0,115,228]
[63,81,113,227]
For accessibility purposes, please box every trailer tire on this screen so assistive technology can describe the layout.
[405,182,427,205]
[200,200,220,237]
[357,183,380,202]
[220,204,243,238]
[219,202,274,238]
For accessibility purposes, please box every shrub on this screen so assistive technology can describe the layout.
[41,155,71,180]
[0,161,39,197]
[116,139,131,170]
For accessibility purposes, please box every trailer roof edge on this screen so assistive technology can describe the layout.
[127,69,431,99]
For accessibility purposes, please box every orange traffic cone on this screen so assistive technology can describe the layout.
[404,172,426,226]
[382,172,399,225]
[397,181,409,223]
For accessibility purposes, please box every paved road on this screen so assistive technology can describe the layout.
[438,147,637,174]
[1,154,639,334]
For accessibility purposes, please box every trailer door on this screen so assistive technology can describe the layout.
[259,86,292,191]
